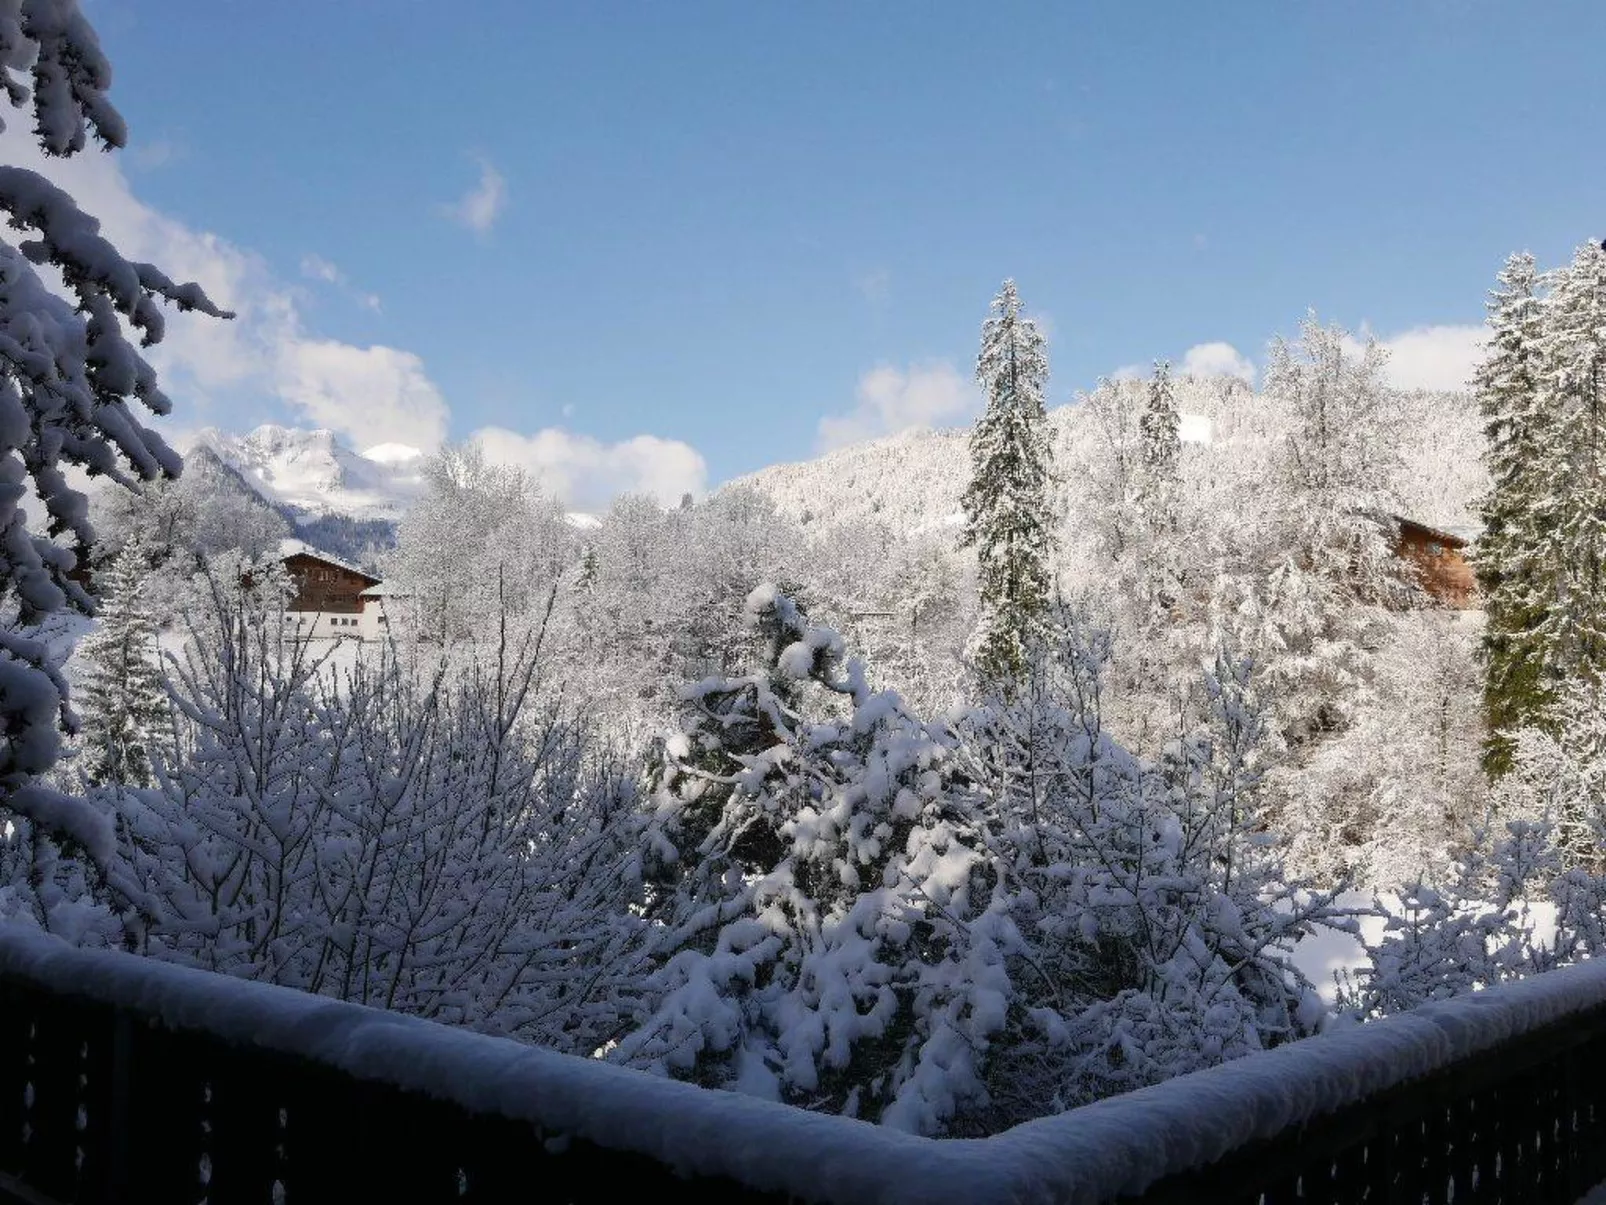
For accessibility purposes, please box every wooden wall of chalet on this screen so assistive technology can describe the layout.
[1395,523,1476,609]
[284,554,378,614]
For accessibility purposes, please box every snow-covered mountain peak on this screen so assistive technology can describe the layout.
[184,425,423,521]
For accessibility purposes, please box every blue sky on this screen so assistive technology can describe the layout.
[34,1,1606,505]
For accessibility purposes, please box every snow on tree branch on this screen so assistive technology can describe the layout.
[0,0,230,862]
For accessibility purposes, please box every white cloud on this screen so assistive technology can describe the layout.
[1111,342,1256,386]
[1180,341,1256,385]
[277,341,449,451]
[443,156,508,235]
[1367,324,1486,392]
[473,426,707,511]
[817,362,978,451]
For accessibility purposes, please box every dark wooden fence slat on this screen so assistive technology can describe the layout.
[124,1019,209,1205]
[74,1001,122,1205]
[209,1044,288,1205]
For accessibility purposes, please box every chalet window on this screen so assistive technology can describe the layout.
[1427,542,1444,556]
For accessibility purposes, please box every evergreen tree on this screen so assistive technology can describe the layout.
[75,545,169,787]
[961,280,1057,684]
[1137,359,1180,495]
[1534,242,1606,703]
[1475,252,1553,776]
[1133,360,1183,626]
[624,585,1010,1134]
[0,2,228,856]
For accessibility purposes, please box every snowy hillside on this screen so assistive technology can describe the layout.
[727,379,1222,537]
[730,424,973,535]
[187,425,425,522]
[730,376,1484,536]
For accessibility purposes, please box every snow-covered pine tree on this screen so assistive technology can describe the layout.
[0,2,228,857]
[1532,241,1606,718]
[1495,678,1606,871]
[74,542,169,787]
[961,279,1057,685]
[623,584,1012,1135]
[1132,360,1184,632]
[1475,252,1553,776]
[1137,359,1180,502]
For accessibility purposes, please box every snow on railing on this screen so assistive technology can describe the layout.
[2,926,1606,1203]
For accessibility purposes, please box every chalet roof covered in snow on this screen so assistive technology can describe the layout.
[277,538,380,585]
[1393,515,1478,549]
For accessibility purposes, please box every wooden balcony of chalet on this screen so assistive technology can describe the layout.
[1,927,1605,1204]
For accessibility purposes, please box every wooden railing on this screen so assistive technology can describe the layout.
[2,927,1606,1204]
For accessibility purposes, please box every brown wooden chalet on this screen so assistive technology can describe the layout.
[279,540,380,614]
[1393,516,1477,609]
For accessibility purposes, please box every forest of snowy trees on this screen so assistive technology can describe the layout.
[12,0,1606,1144]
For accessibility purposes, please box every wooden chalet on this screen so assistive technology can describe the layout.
[279,540,380,613]
[1393,516,1477,609]
[276,540,393,640]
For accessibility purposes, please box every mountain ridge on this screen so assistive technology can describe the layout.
[185,424,425,522]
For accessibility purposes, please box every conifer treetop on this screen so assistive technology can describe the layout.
[961,280,1057,684]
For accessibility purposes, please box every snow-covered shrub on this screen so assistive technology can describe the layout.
[619,584,1012,1133]
[958,618,1345,1129]
[1345,815,1606,1019]
[625,588,1347,1135]
[117,558,652,1053]
[0,803,122,945]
